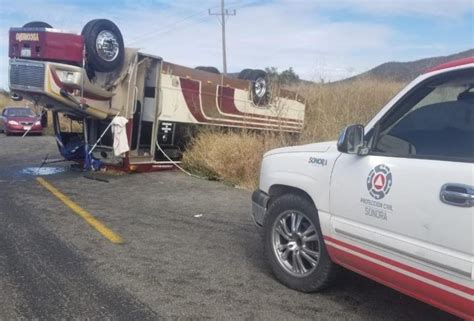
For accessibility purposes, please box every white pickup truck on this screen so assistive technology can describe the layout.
[252,58,473,320]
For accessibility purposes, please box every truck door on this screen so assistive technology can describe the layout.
[328,69,473,303]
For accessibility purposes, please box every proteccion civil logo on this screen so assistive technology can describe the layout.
[367,164,392,200]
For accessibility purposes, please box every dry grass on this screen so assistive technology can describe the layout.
[182,130,287,189]
[183,78,405,189]
[297,78,404,142]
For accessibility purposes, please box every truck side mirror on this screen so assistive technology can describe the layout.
[337,124,367,155]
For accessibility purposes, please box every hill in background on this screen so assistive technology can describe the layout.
[345,49,473,83]
[228,49,472,85]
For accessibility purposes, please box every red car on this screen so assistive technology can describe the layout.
[0,107,43,135]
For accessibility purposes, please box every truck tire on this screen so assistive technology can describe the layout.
[239,69,269,105]
[195,66,220,74]
[82,19,124,73]
[263,194,338,292]
[23,21,53,28]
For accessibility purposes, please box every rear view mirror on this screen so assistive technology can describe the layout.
[337,124,367,155]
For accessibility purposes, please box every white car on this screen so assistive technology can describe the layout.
[252,57,473,320]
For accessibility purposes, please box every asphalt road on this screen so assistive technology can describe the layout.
[0,135,461,320]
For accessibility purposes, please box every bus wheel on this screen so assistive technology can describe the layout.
[237,68,252,79]
[239,69,269,106]
[195,66,220,74]
[22,21,53,28]
[82,19,125,73]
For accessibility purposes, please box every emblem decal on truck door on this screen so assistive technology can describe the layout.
[361,165,394,221]
[367,164,392,200]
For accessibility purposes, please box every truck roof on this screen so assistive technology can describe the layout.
[425,56,474,74]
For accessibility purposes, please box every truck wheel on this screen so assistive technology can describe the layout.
[195,66,220,74]
[263,194,338,292]
[82,19,124,73]
[23,21,53,28]
[239,69,269,105]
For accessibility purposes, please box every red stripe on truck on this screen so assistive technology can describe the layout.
[425,57,474,74]
[324,236,473,320]
[324,236,473,295]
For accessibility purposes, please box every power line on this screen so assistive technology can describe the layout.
[127,0,246,46]
[228,0,260,10]
[209,0,236,75]
[127,11,208,46]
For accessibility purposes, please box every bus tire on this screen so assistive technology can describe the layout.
[237,68,253,80]
[82,19,125,73]
[240,69,269,106]
[195,66,220,74]
[23,21,53,28]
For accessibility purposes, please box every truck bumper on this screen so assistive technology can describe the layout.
[251,189,270,227]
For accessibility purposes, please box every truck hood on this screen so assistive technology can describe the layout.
[264,141,336,157]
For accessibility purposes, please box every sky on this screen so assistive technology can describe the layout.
[0,0,473,89]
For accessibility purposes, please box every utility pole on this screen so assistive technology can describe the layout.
[209,0,236,75]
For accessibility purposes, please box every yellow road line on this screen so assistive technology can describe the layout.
[36,177,124,244]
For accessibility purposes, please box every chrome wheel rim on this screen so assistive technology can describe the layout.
[254,77,267,98]
[272,211,320,277]
[96,30,120,62]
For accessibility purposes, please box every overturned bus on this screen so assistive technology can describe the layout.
[9,19,306,171]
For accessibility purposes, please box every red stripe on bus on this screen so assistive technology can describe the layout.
[180,78,302,131]
[217,86,302,124]
[49,70,110,101]
[179,78,207,122]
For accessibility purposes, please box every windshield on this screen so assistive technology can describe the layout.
[7,108,36,117]
[374,70,474,159]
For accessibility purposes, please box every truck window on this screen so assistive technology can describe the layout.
[373,70,474,161]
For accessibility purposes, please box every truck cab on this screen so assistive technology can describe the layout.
[252,58,473,320]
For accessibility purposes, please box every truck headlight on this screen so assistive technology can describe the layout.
[56,70,81,84]
[35,120,41,126]
[8,120,19,125]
